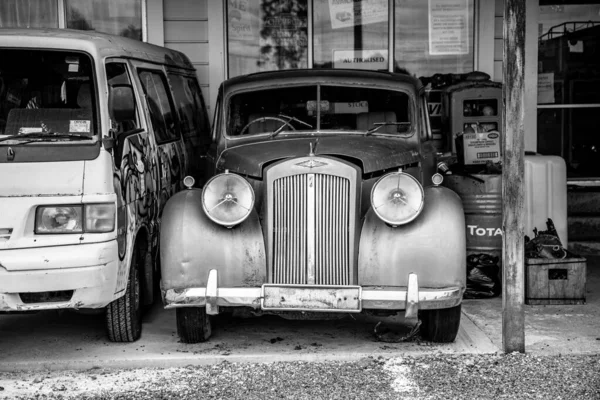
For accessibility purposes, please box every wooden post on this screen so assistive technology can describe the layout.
[502,0,526,353]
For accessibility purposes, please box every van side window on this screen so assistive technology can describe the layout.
[106,62,138,132]
[167,73,210,144]
[138,70,180,143]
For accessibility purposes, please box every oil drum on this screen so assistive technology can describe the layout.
[443,174,502,263]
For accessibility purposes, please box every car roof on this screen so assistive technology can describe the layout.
[219,69,423,94]
[0,28,195,70]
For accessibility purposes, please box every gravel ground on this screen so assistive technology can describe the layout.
[0,353,599,400]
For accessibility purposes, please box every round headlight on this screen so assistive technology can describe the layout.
[202,172,254,228]
[371,172,424,226]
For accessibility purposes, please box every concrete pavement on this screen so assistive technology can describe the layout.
[0,304,498,372]
[1,254,598,372]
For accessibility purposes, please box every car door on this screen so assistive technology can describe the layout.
[106,59,155,293]
[135,67,186,214]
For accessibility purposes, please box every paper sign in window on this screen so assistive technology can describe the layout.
[69,120,91,133]
[429,0,469,55]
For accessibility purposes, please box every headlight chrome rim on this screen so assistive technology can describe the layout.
[371,171,424,226]
[202,172,255,228]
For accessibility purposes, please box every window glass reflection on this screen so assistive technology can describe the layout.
[66,0,142,40]
[228,0,308,78]
[313,0,389,70]
[394,0,474,76]
[0,0,58,28]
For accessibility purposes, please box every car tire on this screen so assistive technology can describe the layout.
[106,249,142,342]
[419,304,462,343]
[176,308,212,344]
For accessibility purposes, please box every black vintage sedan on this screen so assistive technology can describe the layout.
[159,69,466,343]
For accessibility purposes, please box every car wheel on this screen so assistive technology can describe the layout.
[419,304,462,343]
[106,249,142,342]
[176,308,212,343]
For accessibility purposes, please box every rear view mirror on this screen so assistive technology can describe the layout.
[109,84,136,123]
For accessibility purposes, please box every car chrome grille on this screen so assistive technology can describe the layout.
[268,158,358,286]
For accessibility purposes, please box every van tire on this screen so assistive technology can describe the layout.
[419,304,461,343]
[106,250,142,342]
[176,308,212,343]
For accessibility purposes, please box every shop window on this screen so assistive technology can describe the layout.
[394,0,474,76]
[66,0,142,40]
[227,0,308,78]
[313,0,389,70]
[0,0,58,28]
[138,70,180,143]
[536,3,600,178]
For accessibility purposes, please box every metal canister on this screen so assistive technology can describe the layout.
[443,174,503,264]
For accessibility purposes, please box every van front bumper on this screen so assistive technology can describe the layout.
[163,269,464,319]
[0,241,119,311]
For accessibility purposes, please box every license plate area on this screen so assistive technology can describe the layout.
[262,285,362,312]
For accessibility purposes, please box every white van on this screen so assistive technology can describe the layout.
[0,29,211,342]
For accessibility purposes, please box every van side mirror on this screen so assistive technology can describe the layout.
[108,84,136,123]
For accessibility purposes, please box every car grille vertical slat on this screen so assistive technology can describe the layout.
[272,173,351,285]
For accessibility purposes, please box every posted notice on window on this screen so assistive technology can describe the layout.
[333,49,388,70]
[537,72,555,104]
[328,0,388,29]
[428,0,469,55]
[228,0,254,41]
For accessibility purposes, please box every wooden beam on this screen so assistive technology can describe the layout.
[502,0,526,353]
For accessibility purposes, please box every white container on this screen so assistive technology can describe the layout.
[524,155,568,246]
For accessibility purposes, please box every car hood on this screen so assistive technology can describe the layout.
[219,136,421,178]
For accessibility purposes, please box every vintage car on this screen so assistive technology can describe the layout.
[160,69,466,343]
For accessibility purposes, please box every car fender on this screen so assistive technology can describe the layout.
[358,185,466,288]
[159,189,267,291]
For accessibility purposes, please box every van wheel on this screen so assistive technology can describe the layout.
[419,304,462,343]
[176,308,212,343]
[106,251,142,342]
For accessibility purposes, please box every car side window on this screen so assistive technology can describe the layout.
[105,62,139,133]
[167,73,210,144]
[138,69,180,143]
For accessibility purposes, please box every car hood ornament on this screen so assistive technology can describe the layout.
[296,158,328,169]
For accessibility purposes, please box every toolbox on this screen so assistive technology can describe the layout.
[525,254,587,305]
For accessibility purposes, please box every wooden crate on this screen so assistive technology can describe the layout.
[525,255,587,305]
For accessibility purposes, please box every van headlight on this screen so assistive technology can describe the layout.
[202,171,254,228]
[35,203,116,234]
[371,172,424,227]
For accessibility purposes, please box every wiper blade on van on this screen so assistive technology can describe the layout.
[0,132,93,143]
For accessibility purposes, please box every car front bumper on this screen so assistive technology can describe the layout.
[162,269,464,319]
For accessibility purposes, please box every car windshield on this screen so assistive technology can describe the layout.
[227,84,412,137]
[0,49,97,142]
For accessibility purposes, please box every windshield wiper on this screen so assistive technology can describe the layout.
[365,122,412,136]
[269,113,314,139]
[0,132,93,144]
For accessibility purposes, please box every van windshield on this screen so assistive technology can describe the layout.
[0,50,97,142]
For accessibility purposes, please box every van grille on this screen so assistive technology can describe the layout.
[19,291,74,304]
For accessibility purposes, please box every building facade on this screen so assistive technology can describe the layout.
[1,0,598,181]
